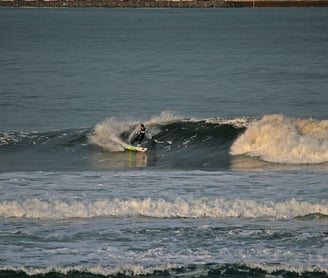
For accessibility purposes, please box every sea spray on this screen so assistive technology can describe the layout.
[87,118,132,152]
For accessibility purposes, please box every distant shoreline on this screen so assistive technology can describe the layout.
[1,0,328,8]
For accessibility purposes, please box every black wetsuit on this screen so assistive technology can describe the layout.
[132,127,146,145]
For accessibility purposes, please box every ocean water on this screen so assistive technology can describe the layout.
[0,7,328,278]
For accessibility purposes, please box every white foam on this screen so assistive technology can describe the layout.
[0,264,179,277]
[230,114,328,164]
[2,263,327,277]
[245,263,328,276]
[1,197,326,220]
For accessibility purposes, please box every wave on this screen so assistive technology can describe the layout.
[2,113,328,171]
[1,197,326,220]
[86,113,328,166]
[230,114,328,164]
[1,263,327,278]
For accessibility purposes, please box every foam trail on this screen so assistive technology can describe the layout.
[230,114,328,164]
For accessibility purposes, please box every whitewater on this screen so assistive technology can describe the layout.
[231,114,328,164]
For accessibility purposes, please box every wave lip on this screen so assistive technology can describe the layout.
[230,114,328,164]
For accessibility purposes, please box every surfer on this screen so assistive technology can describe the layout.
[129,123,162,147]
[130,124,148,146]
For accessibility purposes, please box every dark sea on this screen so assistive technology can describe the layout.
[0,7,328,278]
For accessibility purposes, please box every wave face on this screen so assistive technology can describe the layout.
[2,113,328,171]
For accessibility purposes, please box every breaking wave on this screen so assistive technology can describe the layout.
[1,197,326,220]
[2,113,328,170]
